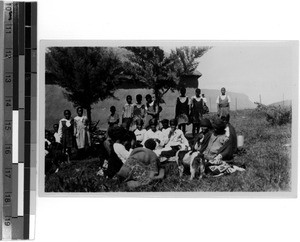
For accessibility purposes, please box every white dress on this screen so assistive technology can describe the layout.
[74,116,91,149]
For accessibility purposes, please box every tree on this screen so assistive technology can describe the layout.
[46,47,124,123]
[170,46,211,76]
[124,47,180,106]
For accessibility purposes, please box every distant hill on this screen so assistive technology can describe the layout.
[269,100,292,107]
[45,85,256,129]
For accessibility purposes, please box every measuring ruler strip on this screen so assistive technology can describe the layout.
[2,1,13,240]
[29,3,37,239]
[0,2,4,240]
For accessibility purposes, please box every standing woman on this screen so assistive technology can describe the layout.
[216,87,231,117]
[175,87,190,134]
[58,110,75,162]
[190,88,206,137]
[74,107,91,159]
[144,94,160,129]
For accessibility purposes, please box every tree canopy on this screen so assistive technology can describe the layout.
[170,46,211,76]
[46,47,125,122]
[124,47,180,105]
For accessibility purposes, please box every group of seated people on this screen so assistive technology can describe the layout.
[99,113,243,189]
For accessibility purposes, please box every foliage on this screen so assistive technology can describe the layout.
[170,46,211,76]
[46,47,125,122]
[254,102,292,126]
[123,47,180,105]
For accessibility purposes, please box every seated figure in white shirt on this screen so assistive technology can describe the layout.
[134,118,147,147]
[159,119,190,158]
[160,119,171,146]
[141,118,163,148]
[53,123,61,143]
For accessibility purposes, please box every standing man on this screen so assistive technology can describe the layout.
[216,87,231,117]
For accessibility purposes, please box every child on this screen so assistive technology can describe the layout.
[133,94,146,123]
[107,106,120,127]
[134,119,146,147]
[175,87,190,134]
[142,118,163,148]
[74,107,91,159]
[53,124,60,143]
[144,94,160,129]
[122,95,134,130]
[58,109,74,162]
[216,87,231,117]
[190,88,206,137]
[160,119,190,158]
[160,119,171,146]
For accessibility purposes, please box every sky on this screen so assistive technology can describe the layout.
[191,42,298,105]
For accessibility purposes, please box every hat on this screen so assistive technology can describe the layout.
[200,118,212,128]
[144,139,157,150]
[212,118,226,131]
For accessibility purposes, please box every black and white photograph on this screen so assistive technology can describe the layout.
[41,41,297,194]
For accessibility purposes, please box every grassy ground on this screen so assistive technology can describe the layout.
[45,109,292,192]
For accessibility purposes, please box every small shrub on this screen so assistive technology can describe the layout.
[254,103,292,126]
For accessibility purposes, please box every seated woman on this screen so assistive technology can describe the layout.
[159,119,190,159]
[199,118,228,161]
[220,114,237,160]
[105,126,133,178]
[117,139,165,189]
[193,118,213,151]
[199,118,244,176]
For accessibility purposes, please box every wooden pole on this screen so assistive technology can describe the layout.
[259,94,261,104]
[209,97,211,110]
[235,97,237,111]
[283,93,284,106]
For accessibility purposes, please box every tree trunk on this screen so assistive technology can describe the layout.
[154,89,161,120]
[86,106,92,124]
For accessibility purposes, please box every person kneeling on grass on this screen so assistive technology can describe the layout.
[158,119,190,160]
[117,139,165,189]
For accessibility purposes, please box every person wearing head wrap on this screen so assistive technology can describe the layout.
[141,118,163,148]
[193,118,213,151]
[199,117,245,176]
[199,118,228,162]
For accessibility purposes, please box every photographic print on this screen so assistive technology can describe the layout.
[39,41,298,195]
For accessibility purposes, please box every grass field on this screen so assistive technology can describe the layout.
[45,109,292,193]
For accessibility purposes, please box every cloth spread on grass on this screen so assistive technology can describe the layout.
[205,159,245,176]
